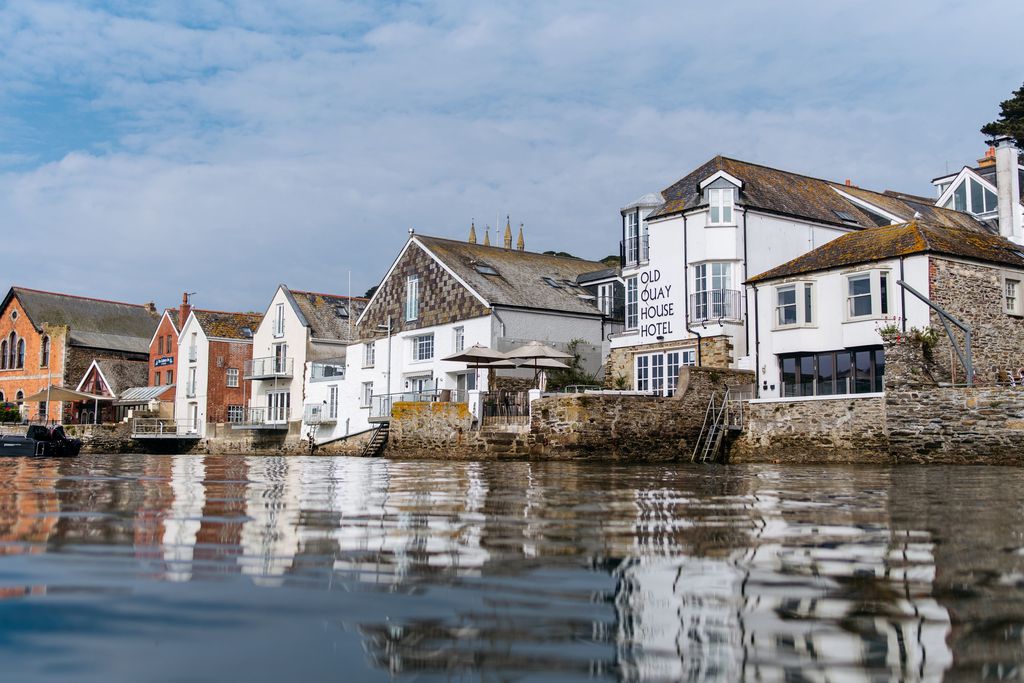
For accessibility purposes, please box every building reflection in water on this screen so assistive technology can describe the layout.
[0,458,59,600]
[161,457,206,582]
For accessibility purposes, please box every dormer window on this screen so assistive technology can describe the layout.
[941,177,998,215]
[708,188,734,225]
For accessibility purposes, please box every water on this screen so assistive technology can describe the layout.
[0,456,1022,682]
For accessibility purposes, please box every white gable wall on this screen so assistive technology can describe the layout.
[250,286,310,425]
[173,314,211,436]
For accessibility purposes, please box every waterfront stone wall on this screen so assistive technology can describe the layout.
[604,335,734,389]
[729,396,890,464]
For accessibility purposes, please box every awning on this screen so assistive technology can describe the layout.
[21,386,110,403]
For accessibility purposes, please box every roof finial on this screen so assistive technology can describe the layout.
[483,226,491,246]
[408,227,415,236]
[468,220,477,244]
[503,215,512,249]
[517,223,525,251]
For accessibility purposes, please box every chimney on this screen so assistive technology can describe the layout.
[845,179,852,186]
[517,223,525,251]
[180,292,192,324]
[995,136,1023,242]
[503,216,512,249]
[468,220,477,244]
[978,146,997,168]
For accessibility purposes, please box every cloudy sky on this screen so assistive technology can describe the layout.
[1,1,1021,312]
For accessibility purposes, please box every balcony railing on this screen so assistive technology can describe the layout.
[231,406,290,429]
[480,390,530,425]
[245,356,294,380]
[688,289,743,323]
[619,235,650,267]
[369,390,443,422]
[303,403,337,424]
[309,361,345,382]
[131,418,201,439]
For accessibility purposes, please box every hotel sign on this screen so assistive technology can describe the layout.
[638,268,675,339]
[154,356,174,367]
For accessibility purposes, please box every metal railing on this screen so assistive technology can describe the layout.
[245,356,294,379]
[309,361,345,382]
[369,390,442,421]
[689,289,742,322]
[619,235,650,267]
[480,390,530,425]
[131,418,200,438]
[303,403,338,424]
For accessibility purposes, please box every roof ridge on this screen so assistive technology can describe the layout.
[289,289,368,301]
[13,286,153,309]
[194,308,262,317]
[717,155,860,189]
[416,234,606,266]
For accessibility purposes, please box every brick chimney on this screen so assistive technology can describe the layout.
[179,292,192,324]
[995,136,1023,243]
[978,146,997,168]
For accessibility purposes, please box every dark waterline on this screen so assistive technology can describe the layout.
[0,455,1022,681]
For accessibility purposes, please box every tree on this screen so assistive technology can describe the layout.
[981,82,1024,153]
[363,285,378,299]
[545,338,600,391]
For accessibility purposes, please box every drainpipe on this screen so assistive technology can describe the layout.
[742,206,750,357]
[752,283,760,398]
[682,213,703,366]
[899,257,907,333]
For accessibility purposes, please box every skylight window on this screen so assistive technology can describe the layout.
[1008,249,1024,260]
[241,327,253,338]
[336,305,349,318]
[833,210,859,225]
[542,277,564,288]
[475,264,499,276]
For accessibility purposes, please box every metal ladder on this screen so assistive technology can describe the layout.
[361,423,390,457]
[691,389,731,464]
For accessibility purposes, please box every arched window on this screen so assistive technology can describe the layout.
[40,336,50,368]
[0,340,6,370]
[16,339,25,368]
[7,332,15,369]
[15,390,23,404]
[0,390,5,402]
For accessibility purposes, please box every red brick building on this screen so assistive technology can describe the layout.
[0,287,160,422]
[147,293,193,413]
[176,309,262,434]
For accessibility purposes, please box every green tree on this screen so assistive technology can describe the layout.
[363,285,379,299]
[545,338,600,391]
[981,82,1024,153]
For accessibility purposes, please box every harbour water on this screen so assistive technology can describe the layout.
[0,454,1022,681]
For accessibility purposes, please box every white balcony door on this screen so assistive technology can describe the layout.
[189,404,199,433]
[273,343,287,374]
[267,391,290,423]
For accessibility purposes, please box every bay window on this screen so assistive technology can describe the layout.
[774,282,815,328]
[780,347,884,397]
[845,270,890,321]
[693,262,735,320]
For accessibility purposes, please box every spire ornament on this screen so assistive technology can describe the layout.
[468,221,477,244]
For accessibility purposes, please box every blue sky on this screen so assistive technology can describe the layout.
[1,0,1022,312]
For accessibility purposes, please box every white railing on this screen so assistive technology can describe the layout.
[245,356,294,379]
[369,390,441,421]
[303,403,337,424]
[689,289,743,322]
[131,418,198,437]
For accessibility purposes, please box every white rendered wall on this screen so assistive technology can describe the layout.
[173,314,211,437]
[250,287,309,423]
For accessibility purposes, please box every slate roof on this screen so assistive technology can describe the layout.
[5,287,160,354]
[577,266,620,285]
[193,310,262,340]
[164,309,180,331]
[415,235,608,316]
[747,221,1024,283]
[288,289,368,342]
[647,156,990,232]
[116,385,174,405]
[95,359,150,396]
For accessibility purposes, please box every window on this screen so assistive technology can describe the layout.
[227,405,244,423]
[693,263,734,320]
[453,327,465,353]
[361,382,373,408]
[6,332,13,369]
[189,332,198,361]
[847,273,873,318]
[943,178,999,215]
[38,402,46,421]
[1007,278,1021,314]
[154,371,161,386]
[158,335,164,355]
[274,303,285,336]
[625,212,639,264]
[328,385,339,419]
[0,340,6,370]
[15,339,24,369]
[226,368,239,387]
[879,272,889,315]
[406,275,420,321]
[475,264,499,276]
[542,277,563,288]
[412,333,434,361]
[187,367,196,396]
[780,347,884,397]
[364,341,376,367]
[0,391,4,402]
[167,335,173,353]
[708,188,734,225]
[267,391,290,422]
[775,283,814,328]
[40,335,49,368]
[597,283,614,316]
[15,390,23,404]
[166,369,173,385]
[626,277,638,329]
[635,349,696,396]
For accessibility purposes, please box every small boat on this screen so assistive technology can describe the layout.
[0,425,82,457]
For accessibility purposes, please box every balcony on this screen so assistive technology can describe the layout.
[368,390,444,423]
[230,407,290,430]
[309,361,345,382]
[303,403,337,424]
[688,289,743,323]
[245,356,294,380]
[131,418,201,439]
[619,235,650,268]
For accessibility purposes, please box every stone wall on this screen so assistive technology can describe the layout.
[604,335,734,389]
[729,396,890,464]
[928,256,1024,385]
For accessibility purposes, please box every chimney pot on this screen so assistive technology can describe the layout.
[845,179,852,186]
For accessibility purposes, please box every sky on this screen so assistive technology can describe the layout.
[1,0,1022,312]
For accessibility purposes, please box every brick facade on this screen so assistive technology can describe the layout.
[358,241,491,339]
[927,256,1024,384]
[149,312,180,388]
[204,339,254,423]
[0,297,68,421]
[604,334,734,388]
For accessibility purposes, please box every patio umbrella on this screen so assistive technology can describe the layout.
[21,386,110,425]
[505,342,574,389]
[442,345,513,393]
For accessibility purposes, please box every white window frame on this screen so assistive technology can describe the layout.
[693,262,734,320]
[411,333,434,362]
[625,212,639,264]
[844,270,890,322]
[406,275,420,321]
[328,385,339,419]
[626,277,638,329]
[360,382,373,408]
[363,341,376,367]
[267,390,290,423]
[597,283,614,316]
[227,405,244,423]
[1005,273,1023,316]
[274,302,285,337]
[453,326,465,353]
[635,349,696,396]
[708,188,734,225]
[226,368,239,388]
[773,281,815,329]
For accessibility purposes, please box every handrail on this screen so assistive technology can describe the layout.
[896,279,973,385]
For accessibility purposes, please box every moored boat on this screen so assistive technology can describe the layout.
[0,425,82,457]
